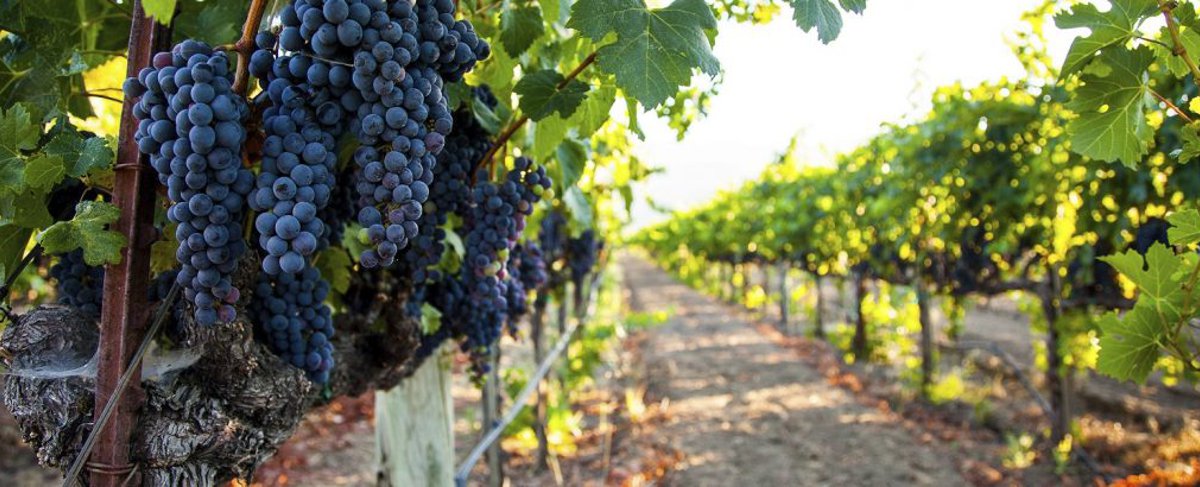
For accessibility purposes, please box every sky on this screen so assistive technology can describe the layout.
[627,0,1076,230]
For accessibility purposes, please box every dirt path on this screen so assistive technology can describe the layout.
[621,255,963,486]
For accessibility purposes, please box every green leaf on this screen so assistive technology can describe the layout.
[569,0,720,108]
[45,131,113,178]
[10,191,51,228]
[0,105,39,153]
[474,43,519,103]
[143,0,178,24]
[1065,46,1154,167]
[1096,309,1164,383]
[838,0,867,14]
[23,154,63,190]
[500,5,545,56]
[626,98,645,140]
[471,95,502,134]
[1101,243,1182,299]
[315,247,353,294]
[554,138,588,192]
[1054,0,1158,76]
[569,85,616,139]
[1174,121,1200,164]
[515,69,590,121]
[1167,209,1200,246]
[568,0,645,39]
[791,0,843,44]
[532,116,569,161]
[38,200,126,265]
[150,228,178,275]
[563,185,593,227]
[421,302,443,335]
[176,0,245,46]
[1152,25,1200,77]
[0,225,31,284]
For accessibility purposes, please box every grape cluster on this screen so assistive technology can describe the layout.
[513,242,548,291]
[448,158,551,366]
[401,87,497,281]
[249,32,346,276]
[250,264,335,383]
[566,229,601,284]
[261,0,488,269]
[125,40,253,326]
[538,210,568,265]
[49,250,104,318]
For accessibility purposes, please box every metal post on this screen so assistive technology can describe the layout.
[92,3,171,485]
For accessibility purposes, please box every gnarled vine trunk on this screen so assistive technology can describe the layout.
[2,264,427,486]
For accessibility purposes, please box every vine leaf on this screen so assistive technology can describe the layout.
[1054,0,1157,77]
[1167,209,1200,246]
[1096,308,1164,383]
[569,85,616,139]
[1097,243,1190,382]
[791,0,844,44]
[38,201,126,265]
[150,225,178,274]
[563,185,593,227]
[554,138,588,192]
[0,104,39,195]
[10,191,51,228]
[23,154,64,190]
[143,0,178,24]
[568,0,719,108]
[532,116,569,161]
[315,248,352,294]
[0,225,31,284]
[515,70,590,121]
[500,5,545,56]
[45,130,113,178]
[838,0,867,14]
[1174,121,1200,164]
[1102,243,1180,300]
[1065,46,1154,167]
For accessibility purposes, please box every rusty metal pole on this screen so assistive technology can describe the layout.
[91,2,171,485]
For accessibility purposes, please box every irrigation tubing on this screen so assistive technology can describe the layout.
[454,277,601,486]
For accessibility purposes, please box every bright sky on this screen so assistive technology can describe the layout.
[627,0,1075,230]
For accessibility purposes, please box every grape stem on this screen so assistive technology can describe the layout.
[475,51,599,179]
[82,91,124,103]
[232,0,270,96]
[1150,88,1195,123]
[1159,0,1200,83]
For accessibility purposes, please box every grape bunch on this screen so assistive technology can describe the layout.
[249,33,343,276]
[566,229,600,284]
[400,87,498,281]
[448,158,552,366]
[263,0,488,269]
[250,264,335,383]
[513,242,548,291]
[49,250,104,318]
[538,210,568,265]
[503,260,527,335]
[125,40,254,326]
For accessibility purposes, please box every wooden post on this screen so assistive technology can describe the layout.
[851,271,868,359]
[737,261,747,306]
[375,349,455,487]
[92,3,172,485]
[916,279,934,396]
[813,273,825,339]
[483,348,503,487]
[530,294,549,472]
[779,262,790,334]
[1041,272,1070,443]
[555,291,569,392]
